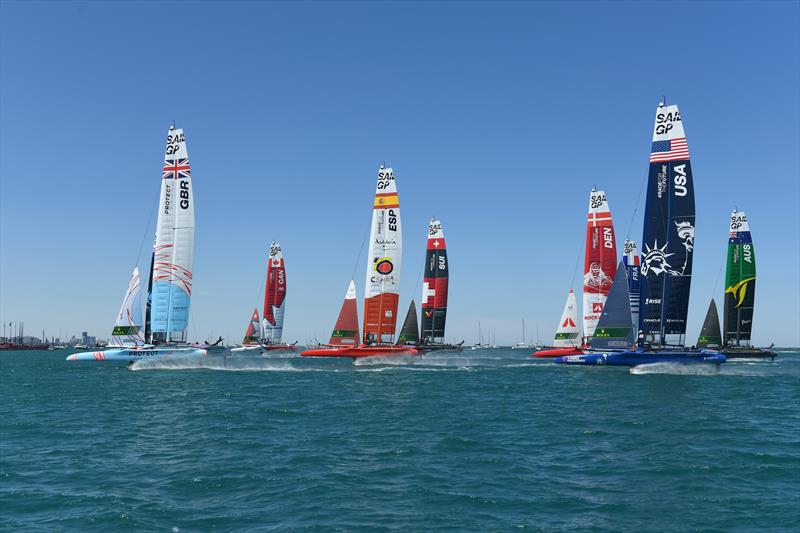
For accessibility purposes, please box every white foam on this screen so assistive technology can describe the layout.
[629,362,721,375]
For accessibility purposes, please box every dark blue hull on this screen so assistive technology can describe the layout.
[555,349,726,367]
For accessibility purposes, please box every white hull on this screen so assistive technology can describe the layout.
[67,347,207,362]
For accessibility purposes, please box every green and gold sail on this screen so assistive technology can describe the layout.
[723,210,756,346]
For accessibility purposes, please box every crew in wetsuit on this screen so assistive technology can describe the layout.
[637,330,645,350]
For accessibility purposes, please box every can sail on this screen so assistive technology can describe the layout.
[583,189,617,339]
[623,239,640,333]
[639,103,695,346]
[363,165,402,345]
[396,300,420,345]
[262,242,287,344]
[110,267,144,346]
[150,126,195,343]
[724,210,756,346]
[328,280,359,345]
[421,218,448,343]
[242,308,261,345]
[590,261,634,350]
[697,299,722,349]
[553,289,581,347]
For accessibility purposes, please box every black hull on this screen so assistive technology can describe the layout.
[417,344,464,354]
[721,346,777,360]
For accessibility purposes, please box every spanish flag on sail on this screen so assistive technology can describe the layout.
[374,193,399,209]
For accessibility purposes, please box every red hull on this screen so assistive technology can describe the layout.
[533,347,586,358]
[301,345,419,358]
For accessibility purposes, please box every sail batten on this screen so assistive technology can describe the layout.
[724,210,756,346]
[583,190,617,339]
[421,218,448,343]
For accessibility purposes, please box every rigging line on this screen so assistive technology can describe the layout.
[350,212,371,281]
[569,249,582,289]
[625,172,648,240]
[190,309,199,343]
[134,196,158,267]
[710,266,723,302]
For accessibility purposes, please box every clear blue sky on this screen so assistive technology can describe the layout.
[1,1,798,345]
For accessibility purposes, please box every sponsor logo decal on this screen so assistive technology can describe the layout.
[374,258,394,275]
[725,277,756,307]
[584,262,613,290]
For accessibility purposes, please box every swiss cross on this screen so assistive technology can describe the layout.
[433,240,440,247]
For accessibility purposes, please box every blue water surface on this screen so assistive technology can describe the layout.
[1,350,798,531]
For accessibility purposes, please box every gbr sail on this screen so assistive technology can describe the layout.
[150,125,195,343]
[583,189,617,338]
[110,267,144,346]
[329,280,359,345]
[724,210,756,346]
[421,218,448,343]
[363,165,402,345]
[553,289,581,347]
[639,102,695,346]
[263,242,287,344]
[623,239,640,333]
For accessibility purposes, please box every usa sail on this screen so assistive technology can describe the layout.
[328,280,359,346]
[397,300,420,345]
[262,242,287,344]
[724,210,756,346]
[590,261,634,351]
[583,189,617,339]
[150,126,195,343]
[242,308,261,345]
[110,267,144,346]
[554,289,581,347]
[697,299,722,349]
[639,103,695,346]
[421,218,448,343]
[363,165,402,344]
[623,239,640,332]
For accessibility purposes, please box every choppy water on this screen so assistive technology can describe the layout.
[2,349,798,531]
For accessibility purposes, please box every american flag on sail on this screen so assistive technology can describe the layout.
[163,158,191,179]
[650,138,690,162]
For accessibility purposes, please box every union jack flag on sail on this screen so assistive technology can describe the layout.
[650,138,689,163]
[163,158,191,179]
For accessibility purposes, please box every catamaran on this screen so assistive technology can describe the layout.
[557,101,725,367]
[68,125,206,362]
[719,210,775,359]
[533,289,581,357]
[231,242,297,354]
[301,165,417,358]
[697,299,722,349]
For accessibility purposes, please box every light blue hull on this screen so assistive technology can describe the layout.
[66,347,207,362]
[555,349,726,367]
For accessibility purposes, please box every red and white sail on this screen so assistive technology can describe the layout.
[554,289,581,347]
[363,165,402,344]
[242,308,261,345]
[262,242,286,344]
[582,189,617,338]
[328,280,359,345]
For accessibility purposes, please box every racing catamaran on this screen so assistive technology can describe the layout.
[68,125,206,362]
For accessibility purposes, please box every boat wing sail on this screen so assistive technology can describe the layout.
[363,165,402,344]
[329,280,359,345]
[396,300,420,345]
[640,103,695,346]
[150,126,195,343]
[243,308,261,345]
[263,242,287,344]
[623,239,640,333]
[591,261,634,350]
[421,218,448,343]
[554,289,581,347]
[697,299,722,348]
[583,189,617,338]
[110,267,144,346]
[724,210,756,346]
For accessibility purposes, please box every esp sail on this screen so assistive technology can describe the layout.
[262,242,287,344]
[329,280,359,345]
[242,308,261,345]
[724,210,756,346]
[639,102,695,346]
[110,267,144,346]
[583,189,617,338]
[363,165,402,344]
[397,300,420,345]
[623,239,640,332]
[150,125,195,343]
[421,218,448,343]
[591,261,634,350]
[553,289,581,347]
[697,299,722,349]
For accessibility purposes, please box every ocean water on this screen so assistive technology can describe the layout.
[1,349,798,531]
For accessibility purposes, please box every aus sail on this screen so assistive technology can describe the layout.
[263,242,287,344]
[583,189,617,339]
[150,126,195,342]
[639,103,695,345]
[421,218,448,343]
[363,165,402,344]
[724,210,756,346]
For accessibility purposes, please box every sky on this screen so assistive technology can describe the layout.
[1,1,798,346]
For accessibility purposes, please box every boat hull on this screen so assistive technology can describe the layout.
[417,344,464,354]
[300,345,419,358]
[721,346,777,360]
[66,347,207,362]
[533,347,586,358]
[555,349,726,367]
[230,344,298,354]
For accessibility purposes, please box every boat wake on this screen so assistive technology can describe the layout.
[352,355,421,366]
[129,356,325,372]
[629,362,722,375]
